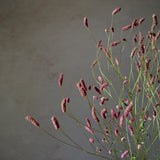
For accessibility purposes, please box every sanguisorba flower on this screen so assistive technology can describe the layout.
[121,150,129,158]
[25,116,40,127]
[83,17,88,28]
[58,73,63,87]
[92,107,99,123]
[61,98,66,113]
[112,7,121,16]
[51,116,60,130]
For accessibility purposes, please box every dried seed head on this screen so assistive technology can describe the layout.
[112,7,121,15]
[115,57,119,66]
[25,116,40,127]
[51,116,60,130]
[83,17,88,28]
[58,73,63,87]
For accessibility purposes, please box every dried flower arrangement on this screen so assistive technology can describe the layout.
[26,7,160,159]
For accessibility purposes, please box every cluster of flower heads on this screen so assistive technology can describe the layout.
[26,7,160,159]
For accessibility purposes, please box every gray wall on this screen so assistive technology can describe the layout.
[0,0,160,160]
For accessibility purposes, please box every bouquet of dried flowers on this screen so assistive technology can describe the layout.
[26,7,160,159]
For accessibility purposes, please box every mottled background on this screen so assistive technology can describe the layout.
[0,0,160,160]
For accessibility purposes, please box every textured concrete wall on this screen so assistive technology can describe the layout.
[0,0,160,160]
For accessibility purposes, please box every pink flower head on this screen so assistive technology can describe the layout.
[88,85,91,90]
[101,108,108,119]
[112,7,121,15]
[61,98,66,113]
[139,18,145,24]
[80,79,87,91]
[131,19,137,28]
[124,101,134,118]
[108,150,112,154]
[111,108,117,119]
[140,44,145,53]
[91,60,97,68]
[119,115,124,128]
[123,80,128,85]
[116,111,120,119]
[110,40,121,47]
[51,116,60,130]
[153,110,156,118]
[77,82,87,97]
[121,150,129,158]
[66,97,70,103]
[128,125,134,136]
[137,51,141,58]
[89,138,94,143]
[85,126,94,134]
[115,57,119,66]
[100,83,108,91]
[92,107,99,123]
[110,27,114,33]
[93,86,101,95]
[102,137,105,142]
[25,116,40,127]
[154,103,160,108]
[93,96,98,100]
[98,76,103,84]
[122,24,131,31]
[58,73,63,87]
[133,34,137,43]
[130,47,138,58]
[137,144,142,150]
[101,46,110,58]
[85,118,91,127]
[83,17,88,28]
[116,105,123,110]
[114,129,119,136]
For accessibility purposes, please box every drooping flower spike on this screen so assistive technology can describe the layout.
[25,116,40,127]
[112,7,121,16]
